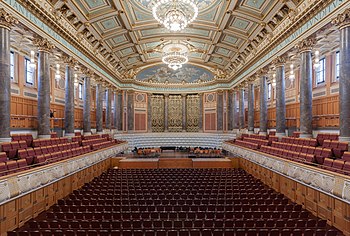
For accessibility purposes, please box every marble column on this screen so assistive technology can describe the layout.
[82,70,92,135]
[117,92,123,131]
[198,93,203,132]
[247,82,255,134]
[217,92,223,131]
[127,91,134,132]
[96,82,104,134]
[113,90,118,130]
[296,38,316,138]
[147,93,152,132]
[182,94,186,131]
[239,87,245,129]
[105,87,112,130]
[34,38,55,139]
[164,94,169,132]
[259,73,268,135]
[274,56,286,137]
[63,57,76,137]
[232,90,239,129]
[333,11,350,142]
[228,91,233,131]
[0,10,17,142]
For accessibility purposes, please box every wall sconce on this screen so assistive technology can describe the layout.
[74,74,78,87]
[55,64,61,81]
[289,64,295,82]
[29,50,36,68]
[272,73,276,87]
[314,50,320,68]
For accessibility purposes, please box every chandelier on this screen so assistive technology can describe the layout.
[162,43,189,70]
[152,0,199,32]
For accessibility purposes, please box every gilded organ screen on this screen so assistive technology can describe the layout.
[186,94,200,132]
[151,95,165,132]
[168,95,183,132]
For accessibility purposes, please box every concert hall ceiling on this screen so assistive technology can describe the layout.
[8,0,343,90]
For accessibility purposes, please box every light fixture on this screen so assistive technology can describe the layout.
[272,73,276,87]
[74,74,78,87]
[152,0,198,31]
[314,50,320,68]
[289,64,295,82]
[162,43,189,70]
[29,50,36,68]
[55,64,61,81]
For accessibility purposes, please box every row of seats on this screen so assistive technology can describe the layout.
[322,140,348,158]
[32,137,69,147]
[280,137,318,147]
[317,133,339,145]
[11,133,33,146]
[35,146,92,165]
[1,140,28,159]
[243,137,269,148]
[8,228,338,236]
[11,169,337,236]
[0,159,28,176]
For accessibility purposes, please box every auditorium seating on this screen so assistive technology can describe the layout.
[0,134,126,178]
[231,133,350,175]
[8,168,338,236]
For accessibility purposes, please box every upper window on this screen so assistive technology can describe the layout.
[25,58,35,85]
[335,51,340,81]
[10,51,14,80]
[78,83,83,100]
[315,57,326,84]
[267,83,272,100]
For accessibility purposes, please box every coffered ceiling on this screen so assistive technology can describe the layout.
[47,0,298,82]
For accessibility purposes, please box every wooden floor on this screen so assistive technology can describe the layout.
[113,151,236,169]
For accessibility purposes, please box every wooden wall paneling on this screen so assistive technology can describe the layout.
[32,188,46,218]
[305,187,318,215]
[18,194,32,227]
[317,192,333,224]
[2,200,18,234]
[295,183,306,207]
[45,184,56,210]
[74,108,83,129]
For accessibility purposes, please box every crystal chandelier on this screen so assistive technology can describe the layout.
[152,0,198,32]
[162,43,189,70]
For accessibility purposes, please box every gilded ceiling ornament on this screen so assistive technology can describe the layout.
[288,9,296,21]
[82,68,94,78]
[295,37,316,53]
[124,68,137,80]
[33,37,55,53]
[332,9,350,29]
[62,56,77,67]
[257,68,269,77]
[214,69,226,80]
[0,8,18,30]
[272,55,286,67]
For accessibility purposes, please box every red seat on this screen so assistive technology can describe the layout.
[6,160,18,174]
[0,162,7,176]
[332,160,345,172]
[323,158,334,170]
[17,159,29,171]
[0,152,7,162]
[333,142,348,158]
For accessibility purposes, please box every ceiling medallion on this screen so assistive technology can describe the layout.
[152,0,198,32]
[162,43,189,70]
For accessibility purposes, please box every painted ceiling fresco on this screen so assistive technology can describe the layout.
[136,65,214,83]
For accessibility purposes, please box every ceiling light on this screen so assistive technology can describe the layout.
[162,43,189,70]
[152,0,198,32]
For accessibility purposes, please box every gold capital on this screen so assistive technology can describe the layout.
[33,37,55,53]
[63,56,77,67]
[0,9,18,30]
[272,55,286,67]
[332,9,350,30]
[295,37,316,53]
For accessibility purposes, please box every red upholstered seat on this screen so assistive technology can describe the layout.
[0,152,7,162]
[6,160,18,174]
[0,162,7,176]
[323,158,334,171]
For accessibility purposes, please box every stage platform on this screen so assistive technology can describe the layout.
[115,157,235,169]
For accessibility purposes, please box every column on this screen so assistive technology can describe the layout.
[232,90,239,130]
[273,56,286,137]
[217,91,223,131]
[296,38,316,138]
[247,81,255,134]
[259,71,268,135]
[164,94,169,132]
[95,81,103,134]
[198,93,203,132]
[63,57,76,137]
[127,91,134,132]
[122,90,127,132]
[147,93,152,132]
[228,91,233,131]
[34,37,55,139]
[82,69,92,135]
[0,10,17,141]
[105,87,112,130]
[117,92,123,131]
[113,90,118,130]
[181,94,186,131]
[333,11,350,142]
[239,87,245,129]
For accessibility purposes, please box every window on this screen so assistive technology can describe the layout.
[267,83,272,99]
[335,51,340,80]
[315,57,326,84]
[25,58,35,85]
[10,51,14,80]
[78,83,83,99]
